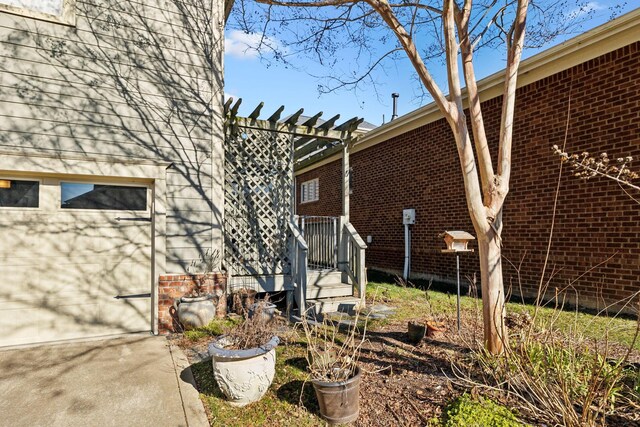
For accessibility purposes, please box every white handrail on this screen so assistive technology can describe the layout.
[342,221,367,305]
[289,220,308,314]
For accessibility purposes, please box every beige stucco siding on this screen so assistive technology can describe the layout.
[0,0,225,274]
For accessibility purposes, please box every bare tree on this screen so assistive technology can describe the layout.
[229,0,595,353]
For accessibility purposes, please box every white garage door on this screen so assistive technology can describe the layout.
[0,176,153,347]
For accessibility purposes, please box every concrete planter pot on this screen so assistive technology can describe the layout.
[208,335,280,407]
[248,301,278,322]
[174,295,216,330]
[312,366,361,425]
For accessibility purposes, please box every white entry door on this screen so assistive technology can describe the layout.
[0,176,153,347]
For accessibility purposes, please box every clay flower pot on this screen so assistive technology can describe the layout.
[426,320,446,337]
[407,320,447,343]
[208,335,280,407]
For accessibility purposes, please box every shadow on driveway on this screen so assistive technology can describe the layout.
[0,335,198,427]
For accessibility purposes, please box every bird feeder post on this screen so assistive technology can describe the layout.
[440,230,475,332]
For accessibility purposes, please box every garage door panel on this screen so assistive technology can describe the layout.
[0,178,153,347]
[101,298,151,331]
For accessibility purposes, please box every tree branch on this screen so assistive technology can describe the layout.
[456,2,495,206]
[364,0,452,117]
[443,0,488,232]
[494,0,529,215]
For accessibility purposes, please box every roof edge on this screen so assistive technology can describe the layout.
[295,8,640,176]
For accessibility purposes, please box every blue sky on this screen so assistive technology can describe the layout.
[224,2,636,126]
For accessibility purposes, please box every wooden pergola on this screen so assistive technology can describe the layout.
[223,98,362,281]
[225,98,363,218]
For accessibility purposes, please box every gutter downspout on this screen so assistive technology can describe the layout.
[403,223,411,281]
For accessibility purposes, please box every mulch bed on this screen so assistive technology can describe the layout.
[171,310,640,427]
[354,320,464,426]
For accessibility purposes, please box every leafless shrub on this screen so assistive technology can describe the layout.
[552,146,640,191]
[299,307,370,383]
[394,275,415,288]
[223,296,278,350]
[453,267,640,427]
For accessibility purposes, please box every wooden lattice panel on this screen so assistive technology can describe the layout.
[224,124,294,277]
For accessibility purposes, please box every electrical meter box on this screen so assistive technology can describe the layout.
[403,209,415,225]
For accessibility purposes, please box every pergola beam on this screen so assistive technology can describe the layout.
[317,114,340,130]
[231,117,353,141]
[248,102,264,120]
[295,139,338,160]
[226,99,364,169]
[295,142,345,170]
[267,105,285,122]
[301,112,323,127]
[285,108,304,125]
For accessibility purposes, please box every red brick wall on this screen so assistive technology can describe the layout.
[296,42,640,312]
[158,273,227,333]
[297,160,343,217]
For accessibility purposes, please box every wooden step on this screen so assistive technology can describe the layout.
[309,296,362,315]
[306,270,343,286]
[306,282,353,299]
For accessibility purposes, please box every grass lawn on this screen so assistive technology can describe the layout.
[366,281,640,351]
[181,280,639,426]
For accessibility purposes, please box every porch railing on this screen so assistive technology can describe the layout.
[288,220,308,313]
[343,222,367,304]
[298,216,338,270]
[291,215,367,313]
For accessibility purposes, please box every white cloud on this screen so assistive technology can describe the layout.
[569,1,605,18]
[224,30,284,60]
[224,92,239,101]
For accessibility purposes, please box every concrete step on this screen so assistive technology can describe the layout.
[309,296,362,315]
[306,270,343,287]
[306,282,353,299]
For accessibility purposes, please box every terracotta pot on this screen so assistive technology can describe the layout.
[312,366,361,425]
[426,321,446,338]
[174,295,215,330]
[208,335,280,407]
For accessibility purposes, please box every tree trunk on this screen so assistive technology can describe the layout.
[477,228,507,354]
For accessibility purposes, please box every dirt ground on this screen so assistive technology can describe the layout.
[172,289,640,427]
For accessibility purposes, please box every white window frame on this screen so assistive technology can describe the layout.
[0,0,76,26]
[58,179,152,214]
[300,178,319,204]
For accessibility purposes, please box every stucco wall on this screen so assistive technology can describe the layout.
[0,0,225,274]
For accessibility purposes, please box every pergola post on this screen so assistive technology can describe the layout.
[342,141,350,222]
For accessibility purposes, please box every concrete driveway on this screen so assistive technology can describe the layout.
[0,335,208,427]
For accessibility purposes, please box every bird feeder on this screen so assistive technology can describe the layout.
[441,230,475,253]
[439,230,475,332]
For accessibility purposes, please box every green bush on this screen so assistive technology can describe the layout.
[442,394,523,427]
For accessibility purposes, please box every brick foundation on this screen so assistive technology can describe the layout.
[297,42,640,314]
[158,273,227,333]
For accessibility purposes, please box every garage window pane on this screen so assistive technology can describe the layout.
[0,180,39,208]
[61,183,147,211]
[0,0,64,16]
